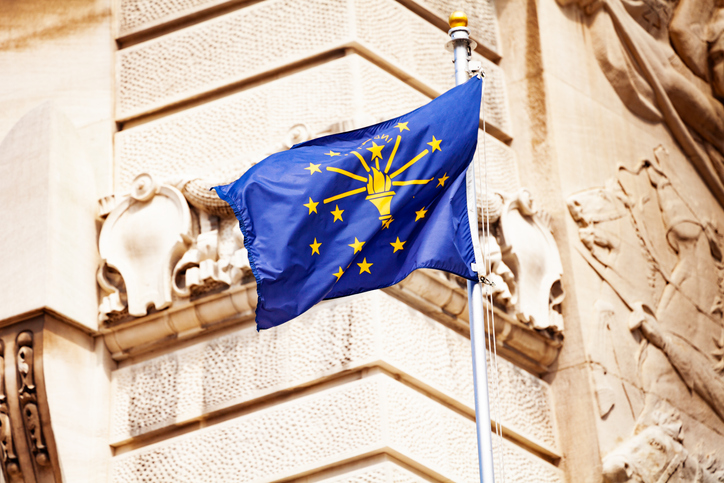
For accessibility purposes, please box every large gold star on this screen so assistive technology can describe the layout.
[331,205,344,222]
[348,237,365,254]
[415,206,428,221]
[325,150,341,157]
[366,142,384,162]
[333,266,344,281]
[427,136,442,152]
[305,162,322,175]
[309,238,322,255]
[303,197,319,214]
[437,173,449,187]
[390,237,406,253]
[357,258,373,274]
[382,218,394,229]
[394,122,410,132]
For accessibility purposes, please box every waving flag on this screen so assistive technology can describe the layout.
[215,76,482,329]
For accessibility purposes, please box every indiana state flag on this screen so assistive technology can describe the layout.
[215,76,482,330]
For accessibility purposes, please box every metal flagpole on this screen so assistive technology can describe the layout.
[446,11,497,483]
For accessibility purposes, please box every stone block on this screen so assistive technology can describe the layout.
[110,373,562,482]
[0,104,99,330]
[114,55,428,191]
[117,0,502,58]
[115,54,512,193]
[116,0,511,138]
[111,292,558,456]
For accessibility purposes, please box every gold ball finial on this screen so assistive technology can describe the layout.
[449,11,468,28]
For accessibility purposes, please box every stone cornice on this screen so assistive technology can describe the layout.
[101,271,562,374]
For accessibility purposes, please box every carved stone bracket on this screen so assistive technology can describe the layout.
[98,173,192,322]
[16,332,48,468]
[497,190,565,332]
[0,323,61,483]
[0,341,21,482]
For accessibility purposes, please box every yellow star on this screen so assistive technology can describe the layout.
[390,237,406,253]
[415,207,428,221]
[331,205,344,222]
[305,162,322,175]
[357,258,373,274]
[325,150,341,156]
[437,173,449,187]
[309,238,322,255]
[382,218,394,229]
[394,122,410,132]
[366,142,384,162]
[427,136,442,152]
[348,237,365,254]
[333,266,344,281]
[303,197,319,214]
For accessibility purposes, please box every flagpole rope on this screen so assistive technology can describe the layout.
[477,74,507,483]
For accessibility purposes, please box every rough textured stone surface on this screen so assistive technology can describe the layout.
[116,0,511,132]
[111,292,557,454]
[111,374,562,483]
[117,0,350,118]
[116,0,501,54]
[115,54,514,193]
[410,0,500,53]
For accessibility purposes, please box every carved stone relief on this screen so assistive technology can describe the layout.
[557,0,724,206]
[602,403,724,482]
[0,341,21,482]
[568,146,724,477]
[98,173,193,321]
[0,327,62,483]
[497,190,564,332]
[469,190,565,333]
[16,332,49,468]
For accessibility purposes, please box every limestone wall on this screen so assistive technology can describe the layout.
[101,0,564,481]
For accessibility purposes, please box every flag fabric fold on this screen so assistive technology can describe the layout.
[215,76,482,330]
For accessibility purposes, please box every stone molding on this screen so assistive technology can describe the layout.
[101,271,561,372]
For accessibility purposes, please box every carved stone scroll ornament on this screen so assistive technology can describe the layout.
[172,213,250,299]
[0,341,21,481]
[16,332,48,468]
[496,190,565,332]
[98,173,192,321]
[557,0,724,206]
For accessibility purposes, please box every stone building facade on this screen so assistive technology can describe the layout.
[1,0,723,481]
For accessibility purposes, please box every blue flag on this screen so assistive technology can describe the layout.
[215,76,482,329]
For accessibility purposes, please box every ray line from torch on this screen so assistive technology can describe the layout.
[389,149,428,179]
[326,167,368,182]
[323,187,367,204]
[392,178,433,186]
[384,136,402,173]
[351,151,371,172]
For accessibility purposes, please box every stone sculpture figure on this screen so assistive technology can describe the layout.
[602,403,724,482]
[568,146,724,479]
[558,0,724,205]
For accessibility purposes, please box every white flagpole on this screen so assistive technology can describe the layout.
[447,11,497,483]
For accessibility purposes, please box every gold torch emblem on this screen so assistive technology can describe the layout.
[320,126,440,225]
